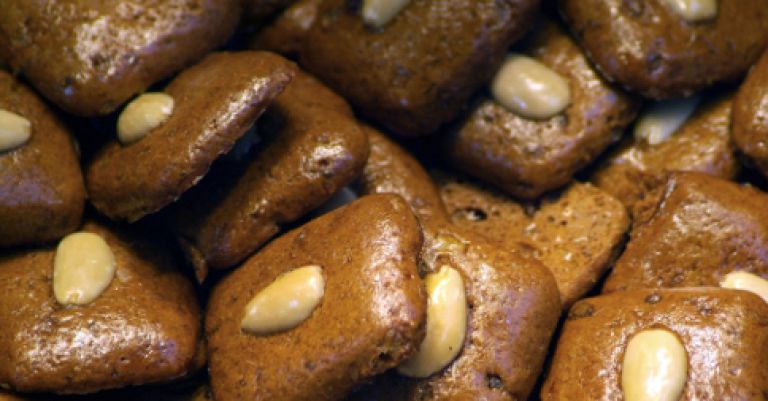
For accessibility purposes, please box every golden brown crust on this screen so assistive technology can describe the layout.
[206,194,427,401]
[438,174,629,308]
[283,0,539,136]
[0,221,202,394]
[542,288,768,400]
[604,172,768,293]
[560,0,768,98]
[0,0,242,116]
[444,21,638,199]
[174,71,368,273]
[733,49,768,177]
[356,127,561,401]
[593,94,738,211]
[0,71,85,248]
[86,51,297,222]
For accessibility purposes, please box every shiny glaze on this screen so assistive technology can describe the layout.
[560,0,768,98]
[86,51,296,222]
[604,172,768,292]
[733,49,768,177]
[0,71,85,247]
[206,194,427,401]
[542,288,768,400]
[0,221,201,393]
[438,175,629,308]
[0,0,241,116]
[444,21,638,199]
[262,0,539,136]
[594,94,738,211]
[175,71,368,276]
[353,127,561,401]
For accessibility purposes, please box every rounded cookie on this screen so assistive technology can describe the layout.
[444,20,637,199]
[0,70,85,247]
[260,0,539,136]
[0,221,203,394]
[733,48,768,178]
[603,172,768,293]
[354,126,561,401]
[593,94,738,211]
[86,51,296,222]
[560,0,768,98]
[174,71,368,277]
[206,194,427,401]
[0,0,241,116]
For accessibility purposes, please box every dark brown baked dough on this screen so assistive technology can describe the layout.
[560,0,768,98]
[604,172,768,293]
[257,0,539,136]
[0,221,202,394]
[733,48,768,177]
[0,71,85,248]
[87,51,296,222]
[175,71,368,277]
[438,173,629,308]
[0,0,241,116]
[244,0,294,21]
[444,21,637,199]
[206,194,427,401]
[541,288,768,400]
[593,94,738,211]
[353,127,561,401]
[250,0,321,57]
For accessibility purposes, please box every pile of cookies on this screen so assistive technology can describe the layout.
[1,0,768,400]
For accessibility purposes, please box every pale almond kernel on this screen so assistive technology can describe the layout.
[398,265,467,378]
[117,92,174,145]
[362,0,411,28]
[634,96,699,146]
[0,109,31,153]
[491,54,571,120]
[720,271,768,304]
[241,265,325,335]
[622,328,688,401]
[662,0,717,22]
[53,232,117,306]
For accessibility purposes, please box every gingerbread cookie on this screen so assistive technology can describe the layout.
[604,172,768,293]
[542,288,768,400]
[444,21,637,199]
[560,0,768,98]
[438,173,629,308]
[0,221,203,394]
[0,0,241,116]
[206,194,427,401]
[86,51,296,222]
[175,71,367,277]
[0,70,85,247]
[733,48,768,178]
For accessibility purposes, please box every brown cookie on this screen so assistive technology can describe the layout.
[0,0,241,116]
[560,0,768,98]
[438,173,629,308]
[733,48,768,177]
[355,127,561,401]
[174,71,368,277]
[603,172,768,293]
[257,0,539,136]
[250,0,321,57]
[444,21,637,199]
[593,94,738,211]
[206,194,427,401]
[0,221,202,394]
[244,0,294,21]
[0,71,85,247]
[541,288,768,400]
[86,51,296,222]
